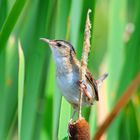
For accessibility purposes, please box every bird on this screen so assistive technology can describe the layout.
[40,38,108,121]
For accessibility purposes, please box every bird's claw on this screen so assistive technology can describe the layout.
[78,80,92,100]
[68,119,73,137]
[78,80,87,89]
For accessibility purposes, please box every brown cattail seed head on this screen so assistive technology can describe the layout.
[69,118,90,140]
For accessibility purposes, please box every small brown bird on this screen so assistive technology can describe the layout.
[40,38,108,120]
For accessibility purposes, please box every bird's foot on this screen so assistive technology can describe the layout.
[69,118,73,124]
[78,80,87,89]
[77,80,92,99]
[68,119,73,137]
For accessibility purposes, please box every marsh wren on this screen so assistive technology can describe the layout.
[40,38,108,120]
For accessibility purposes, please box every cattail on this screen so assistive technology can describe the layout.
[69,118,90,140]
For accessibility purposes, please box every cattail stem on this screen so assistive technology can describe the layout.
[78,9,92,119]
[68,9,92,140]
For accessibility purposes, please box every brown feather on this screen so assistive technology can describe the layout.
[70,54,99,101]
[85,70,99,101]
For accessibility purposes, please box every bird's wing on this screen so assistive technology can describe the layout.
[85,70,99,101]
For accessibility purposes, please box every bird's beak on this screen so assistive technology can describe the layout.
[40,38,56,46]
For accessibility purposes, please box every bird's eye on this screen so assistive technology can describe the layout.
[56,43,61,47]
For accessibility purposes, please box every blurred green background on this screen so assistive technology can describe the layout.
[0,0,140,140]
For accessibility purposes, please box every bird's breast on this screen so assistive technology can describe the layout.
[56,65,95,106]
[56,71,78,91]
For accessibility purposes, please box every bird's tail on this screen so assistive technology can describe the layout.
[96,73,108,88]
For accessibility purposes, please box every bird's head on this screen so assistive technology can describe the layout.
[40,38,76,59]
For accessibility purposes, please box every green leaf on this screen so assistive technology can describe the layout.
[19,1,50,139]
[119,102,139,140]
[0,36,18,139]
[18,40,25,140]
[58,97,71,139]
[0,0,7,30]
[0,0,27,52]
[41,57,55,140]
[70,0,83,48]
[54,0,71,139]
[107,0,126,106]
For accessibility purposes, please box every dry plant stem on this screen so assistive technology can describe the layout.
[93,73,140,140]
[78,9,92,119]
